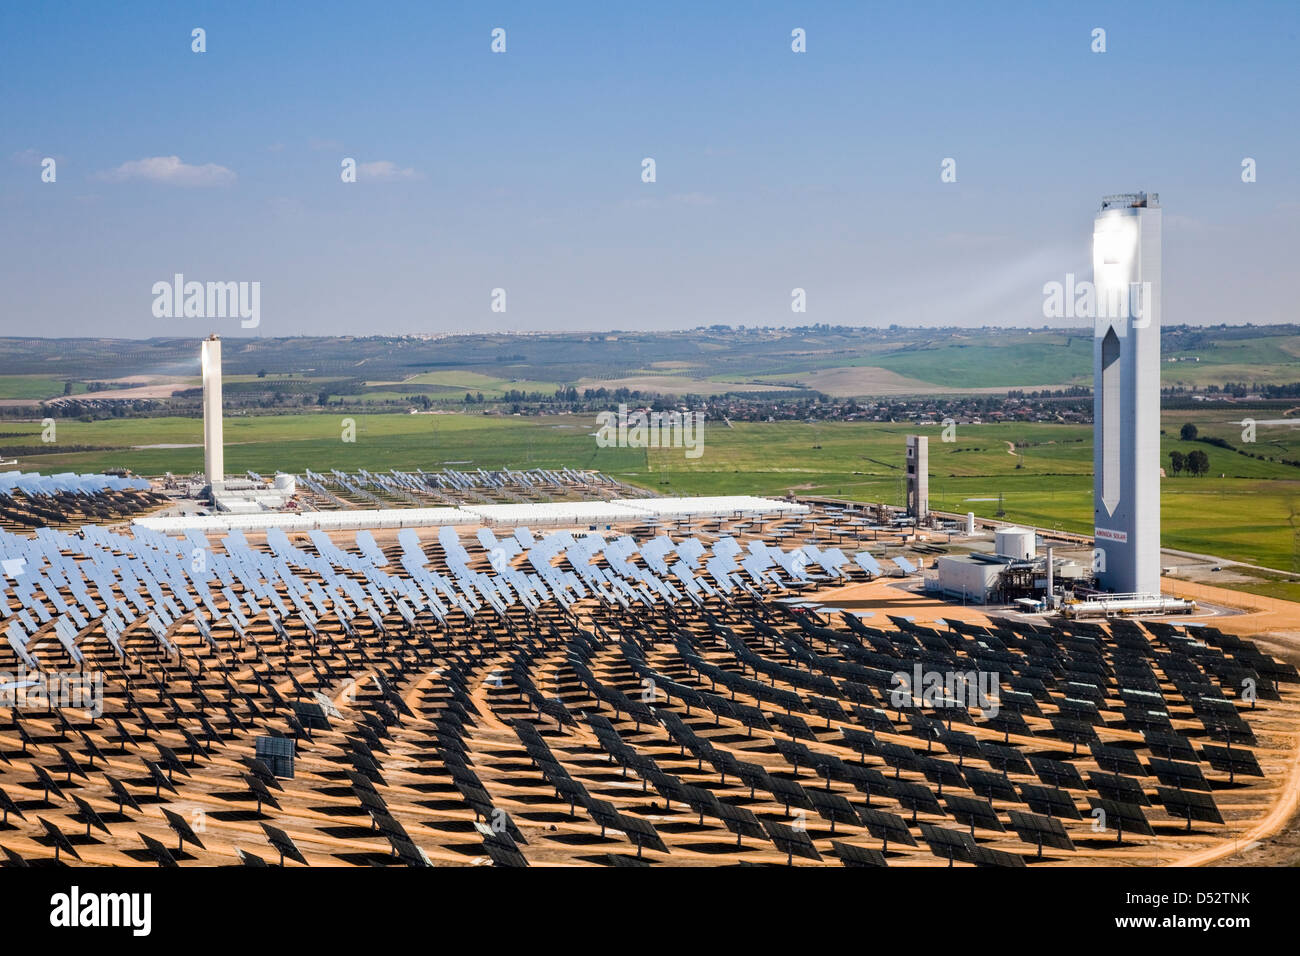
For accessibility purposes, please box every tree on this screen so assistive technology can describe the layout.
[1187,449,1209,476]
[1169,450,1185,476]
[1180,422,1199,441]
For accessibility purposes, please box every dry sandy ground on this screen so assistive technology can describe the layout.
[1157,577,1300,865]
[1,376,194,407]
[45,383,192,403]
[1159,578,1300,646]
[99,376,190,387]
[812,577,1300,867]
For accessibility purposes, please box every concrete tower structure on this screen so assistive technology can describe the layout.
[1092,193,1161,594]
[201,334,224,490]
[905,435,929,521]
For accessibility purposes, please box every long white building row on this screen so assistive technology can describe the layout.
[133,495,807,534]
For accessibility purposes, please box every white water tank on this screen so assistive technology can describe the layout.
[273,473,297,495]
[966,512,976,534]
[995,526,1035,560]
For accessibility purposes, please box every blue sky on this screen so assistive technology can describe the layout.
[2,0,1297,338]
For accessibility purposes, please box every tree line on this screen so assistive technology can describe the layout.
[1169,449,1210,477]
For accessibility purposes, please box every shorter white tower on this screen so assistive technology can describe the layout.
[201,335,224,489]
[906,435,929,520]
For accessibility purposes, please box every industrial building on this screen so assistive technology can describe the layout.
[933,526,1087,606]
[1092,192,1162,595]
[932,552,1007,604]
[934,193,1174,615]
[210,474,298,514]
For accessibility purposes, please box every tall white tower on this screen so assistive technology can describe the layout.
[201,334,224,490]
[1092,193,1161,594]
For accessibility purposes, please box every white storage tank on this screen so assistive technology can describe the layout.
[273,473,297,495]
[995,526,1036,561]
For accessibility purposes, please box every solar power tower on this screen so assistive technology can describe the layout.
[1092,192,1161,595]
[201,334,225,491]
[905,435,929,522]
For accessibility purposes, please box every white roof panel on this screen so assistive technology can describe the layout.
[135,507,476,534]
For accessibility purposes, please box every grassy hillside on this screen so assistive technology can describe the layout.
[3,325,1297,400]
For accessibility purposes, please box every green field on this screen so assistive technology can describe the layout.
[9,411,1299,586]
[5,326,1298,401]
[641,419,1300,574]
[1158,332,1300,387]
[391,370,562,397]
[824,337,1093,388]
[0,376,88,399]
[4,414,643,477]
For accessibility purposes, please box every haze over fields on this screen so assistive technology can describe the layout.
[3,325,1300,406]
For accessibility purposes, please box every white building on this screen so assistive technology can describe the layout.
[1092,193,1161,595]
[934,553,1007,604]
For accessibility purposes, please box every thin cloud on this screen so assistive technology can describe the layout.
[359,160,420,181]
[11,148,46,166]
[95,155,236,187]
[619,192,717,210]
